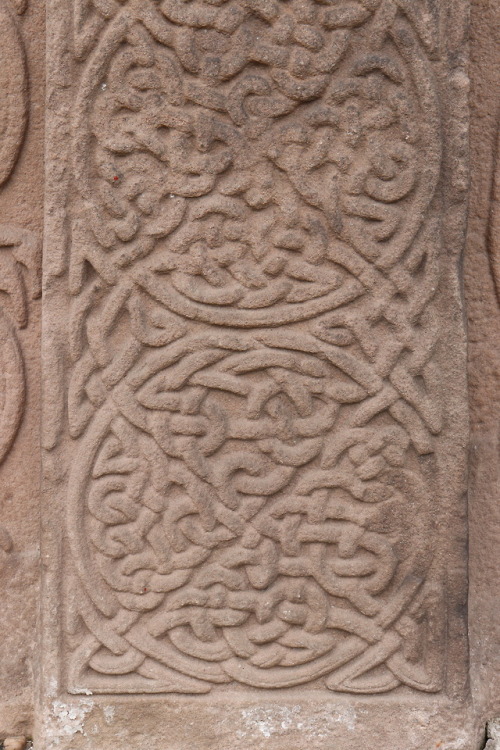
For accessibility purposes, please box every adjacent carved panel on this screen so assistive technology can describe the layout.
[0,0,27,186]
[48,0,466,698]
[0,0,42,736]
[0,1,28,473]
[0,1,39,466]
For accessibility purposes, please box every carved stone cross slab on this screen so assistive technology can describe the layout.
[39,0,472,748]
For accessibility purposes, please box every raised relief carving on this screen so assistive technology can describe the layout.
[488,123,500,306]
[64,0,449,695]
[0,0,40,559]
[0,0,27,186]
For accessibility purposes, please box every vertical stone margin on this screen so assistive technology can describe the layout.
[0,0,43,738]
[467,0,500,740]
[39,1,472,748]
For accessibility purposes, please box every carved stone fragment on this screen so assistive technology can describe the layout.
[32,0,481,747]
[0,0,42,738]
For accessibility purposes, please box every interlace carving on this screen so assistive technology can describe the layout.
[65,0,448,695]
[0,0,39,467]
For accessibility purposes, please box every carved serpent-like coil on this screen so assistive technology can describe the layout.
[65,0,447,695]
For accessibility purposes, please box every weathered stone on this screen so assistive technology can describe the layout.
[467,0,500,740]
[485,720,500,750]
[0,0,43,739]
[0,0,499,748]
[37,0,474,748]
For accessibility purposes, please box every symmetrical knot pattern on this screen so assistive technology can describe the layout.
[65,0,448,695]
[73,0,439,326]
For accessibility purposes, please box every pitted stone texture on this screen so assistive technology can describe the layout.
[467,0,500,740]
[0,0,498,747]
[0,0,43,738]
[39,0,472,748]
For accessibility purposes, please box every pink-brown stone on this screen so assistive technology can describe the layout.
[39,0,473,747]
[0,0,499,748]
[0,0,42,738]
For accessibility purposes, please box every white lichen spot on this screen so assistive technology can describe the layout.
[331,707,357,732]
[48,678,58,699]
[439,733,469,750]
[44,698,94,746]
[52,699,94,736]
[103,705,115,725]
[240,704,356,739]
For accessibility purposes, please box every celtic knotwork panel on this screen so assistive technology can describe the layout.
[63,0,453,695]
[71,0,439,326]
[67,315,445,693]
[0,0,40,469]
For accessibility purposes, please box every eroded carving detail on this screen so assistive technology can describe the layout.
[0,0,39,565]
[0,1,38,474]
[0,0,27,186]
[65,0,449,695]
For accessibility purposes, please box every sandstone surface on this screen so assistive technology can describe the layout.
[39,0,472,748]
[0,0,499,748]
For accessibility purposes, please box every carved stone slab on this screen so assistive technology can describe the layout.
[0,0,43,737]
[39,0,471,747]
